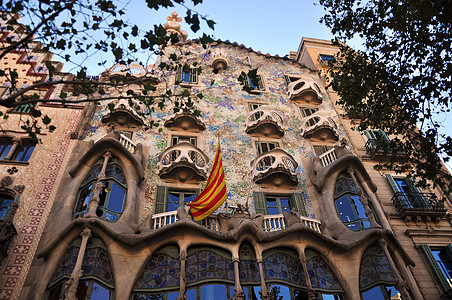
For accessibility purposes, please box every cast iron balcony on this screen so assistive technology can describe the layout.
[391,192,446,219]
[245,105,284,138]
[365,139,392,160]
[300,110,339,142]
[158,142,209,182]
[251,148,298,187]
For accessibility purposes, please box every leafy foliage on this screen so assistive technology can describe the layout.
[0,0,214,136]
[320,0,452,193]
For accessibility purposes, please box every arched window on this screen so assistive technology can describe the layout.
[334,172,370,231]
[47,238,114,300]
[360,245,400,299]
[74,158,126,222]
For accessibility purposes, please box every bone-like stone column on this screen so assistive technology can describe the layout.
[257,259,268,300]
[85,151,111,218]
[300,252,318,300]
[5,138,20,160]
[232,257,245,300]
[347,168,381,229]
[64,228,92,300]
[177,250,187,300]
[379,239,412,300]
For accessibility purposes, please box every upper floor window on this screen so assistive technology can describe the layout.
[421,244,452,296]
[253,191,307,217]
[244,74,265,92]
[171,135,197,147]
[0,194,14,219]
[300,107,319,118]
[334,172,370,231]
[176,66,198,84]
[0,138,36,162]
[74,158,126,222]
[248,103,263,112]
[283,75,300,88]
[154,185,200,213]
[255,141,279,156]
[318,54,335,63]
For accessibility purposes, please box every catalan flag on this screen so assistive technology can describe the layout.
[187,142,227,221]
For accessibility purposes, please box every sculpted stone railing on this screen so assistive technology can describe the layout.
[251,148,297,179]
[150,210,322,234]
[158,142,209,174]
[287,77,322,103]
[119,133,137,153]
[164,103,206,131]
[318,148,337,167]
[300,110,339,141]
[245,105,284,137]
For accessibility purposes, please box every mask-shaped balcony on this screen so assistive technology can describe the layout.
[158,142,209,183]
[287,78,322,105]
[245,105,284,138]
[101,99,144,127]
[164,104,206,132]
[300,110,339,142]
[251,148,298,187]
[211,47,229,72]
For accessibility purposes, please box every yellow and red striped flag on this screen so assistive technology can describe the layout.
[187,142,227,221]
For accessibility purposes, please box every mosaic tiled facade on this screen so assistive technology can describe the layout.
[1,13,452,300]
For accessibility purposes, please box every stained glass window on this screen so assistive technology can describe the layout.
[359,246,395,290]
[306,251,342,291]
[186,250,235,284]
[263,252,306,287]
[238,243,261,284]
[135,253,180,289]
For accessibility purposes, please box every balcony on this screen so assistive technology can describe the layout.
[150,210,321,234]
[251,148,298,187]
[287,78,322,105]
[164,104,206,132]
[365,139,392,160]
[391,192,447,219]
[300,110,339,142]
[101,99,144,127]
[245,105,284,138]
[0,199,18,259]
[318,148,338,167]
[158,142,209,183]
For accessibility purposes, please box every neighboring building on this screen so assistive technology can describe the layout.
[0,13,451,300]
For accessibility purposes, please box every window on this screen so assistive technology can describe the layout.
[318,54,336,62]
[385,174,433,209]
[300,107,318,118]
[0,138,35,162]
[334,172,371,231]
[243,74,265,91]
[154,186,200,213]
[253,191,307,216]
[422,244,452,295]
[248,102,262,111]
[0,194,14,220]
[283,75,301,87]
[47,279,112,300]
[74,158,127,222]
[255,141,279,155]
[313,145,333,156]
[363,129,391,154]
[171,135,197,147]
[176,66,198,84]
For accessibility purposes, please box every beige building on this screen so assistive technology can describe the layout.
[1,13,451,300]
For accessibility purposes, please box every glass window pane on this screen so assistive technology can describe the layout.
[351,195,367,219]
[107,182,125,213]
[268,285,290,299]
[335,196,357,222]
[0,144,12,159]
[280,198,291,213]
[0,196,13,219]
[90,282,110,299]
[361,286,385,300]
[187,289,196,300]
[183,193,196,204]
[201,284,227,300]
[75,280,89,299]
[168,193,180,211]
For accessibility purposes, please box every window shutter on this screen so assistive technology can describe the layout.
[176,66,183,82]
[253,191,267,215]
[244,74,250,88]
[284,75,291,87]
[385,174,401,193]
[363,130,376,141]
[446,244,452,261]
[191,69,198,84]
[421,244,451,291]
[257,75,265,91]
[291,192,307,217]
[378,129,391,141]
[155,185,168,213]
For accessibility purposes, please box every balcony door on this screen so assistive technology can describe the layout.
[386,175,429,209]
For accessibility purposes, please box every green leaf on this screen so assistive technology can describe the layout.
[42,115,51,125]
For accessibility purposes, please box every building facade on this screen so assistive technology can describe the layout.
[1,13,452,300]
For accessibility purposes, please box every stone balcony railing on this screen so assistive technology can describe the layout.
[391,192,447,219]
[119,133,137,153]
[158,142,209,182]
[300,110,339,142]
[245,105,285,138]
[251,148,298,187]
[287,77,322,104]
[318,148,338,167]
[164,103,206,131]
[151,210,322,234]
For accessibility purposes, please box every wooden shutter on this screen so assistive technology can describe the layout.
[385,174,401,193]
[421,244,451,291]
[257,75,265,91]
[176,66,183,82]
[363,130,376,141]
[155,185,168,213]
[244,74,251,88]
[291,192,307,217]
[253,191,267,215]
[284,75,291,87]
[378,129,391,141]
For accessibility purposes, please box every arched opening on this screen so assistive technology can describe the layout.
[237,242,261,299]
[46,238,114,300]
[73,157,127,222]
[360,245,400,299]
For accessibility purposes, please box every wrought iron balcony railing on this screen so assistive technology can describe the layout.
[391,192,446,218]
[365,138,392,158]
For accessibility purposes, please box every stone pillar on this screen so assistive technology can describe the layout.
[64,228,92,300]
[177,250,187,300]
[300,252,318,300]
[5,138,20,160]
[232,257,245,300]
[85,152,111,218]
[257,259,267,300]
[379,239,412,300]
[347,168,381,229]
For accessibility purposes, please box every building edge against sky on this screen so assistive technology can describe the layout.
[0,12,452,300]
